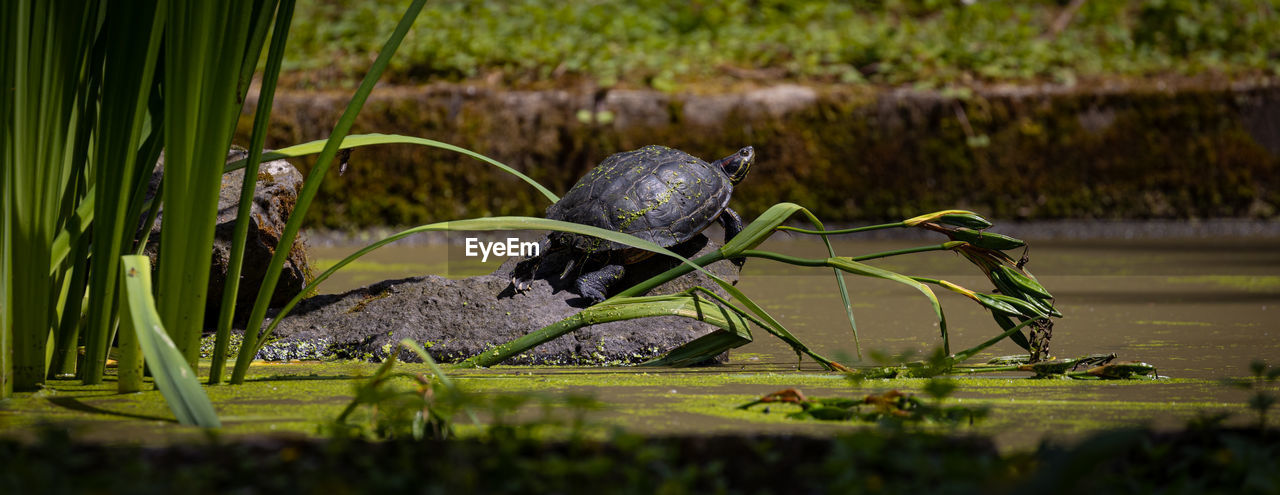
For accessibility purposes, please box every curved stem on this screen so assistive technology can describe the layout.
[852,242,966,261]
[605,251,846,369]
[738,242,962,265]
[734,250,949,355]
[947,316,1040,365]
[210,0,295,385]
[776,222,907,235]
[458,293,753,368]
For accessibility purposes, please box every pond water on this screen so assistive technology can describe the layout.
[7,232,1275,449]
[298,233,1278,449]
[299,232,1280,450]
[309,234,1280,380]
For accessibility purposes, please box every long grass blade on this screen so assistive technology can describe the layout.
[613,203,850,369]
[461,292,755,368]
[210,0,294,385]
[232,0,429,385]
[827,257,949,354]
[119,255,220,427]
[7,0,98,390]
[223,133,559,203]
[399,339,455,389]
[158,1,264,368]
[48,230,90,376]
[728,248,949,355]
[641,290,756,367]
[722,202,861,358]
[81,0,166,384]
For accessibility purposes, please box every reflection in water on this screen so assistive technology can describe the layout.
[310,237,1280,379]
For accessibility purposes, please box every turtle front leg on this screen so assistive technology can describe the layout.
[510,237,552,292]
[575,264,625,303]
[718,207,746,269]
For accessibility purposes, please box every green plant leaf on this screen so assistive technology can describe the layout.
[159,0,271,371]
[231,0,429,385]
[399,338,455,389]
[81,0,167,385]
[828,257,949,353]
[210,0,296,385]
[719,202,860,360]
[118,255,220,427]
[224,133,559,204]
[949,229,1025,250]
[5,0,99,391]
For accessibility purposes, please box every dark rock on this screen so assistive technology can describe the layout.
[264,235,740,365]
[144,150,313,327]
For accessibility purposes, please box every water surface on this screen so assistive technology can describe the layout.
[310,236,1280,379]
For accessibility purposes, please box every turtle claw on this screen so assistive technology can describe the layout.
[510,276,531,293]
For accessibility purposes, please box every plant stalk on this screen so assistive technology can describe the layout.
[210,0,294,385]
[231,0,428,385]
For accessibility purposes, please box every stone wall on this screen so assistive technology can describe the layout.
[239,79,1280,227]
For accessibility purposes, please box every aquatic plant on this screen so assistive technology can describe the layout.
[225,168,1059,372]
[1225,359,1280,429]
[1,1,213,403]
[208,128,1061,372]
[0,0,424,428]
[328,339,461,440]
[453,208,1061,370]
[3,0,1062,434]
[328,338,603,442]
[117,256,220,427]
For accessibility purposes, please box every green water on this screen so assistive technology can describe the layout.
[6,235,1271,450]
[311,236,1280,380]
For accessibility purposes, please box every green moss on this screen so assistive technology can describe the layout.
[244,82,1280,227]
[346,288,392,314]
[0,360,1251,452]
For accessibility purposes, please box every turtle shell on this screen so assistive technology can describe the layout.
[546,145,733,256]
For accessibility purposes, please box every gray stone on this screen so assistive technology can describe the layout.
[144,150,313,327]
[263,235,740,365]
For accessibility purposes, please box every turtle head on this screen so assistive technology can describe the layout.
[715,146,754,185]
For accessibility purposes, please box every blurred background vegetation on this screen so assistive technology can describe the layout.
[241,0,1280,228]
[282,0,1279,90]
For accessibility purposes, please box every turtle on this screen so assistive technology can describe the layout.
[510,144,755,302]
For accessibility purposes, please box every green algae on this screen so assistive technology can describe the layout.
[0,359,1257,451]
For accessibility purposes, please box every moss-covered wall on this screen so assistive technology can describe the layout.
[238,81,1280,228]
